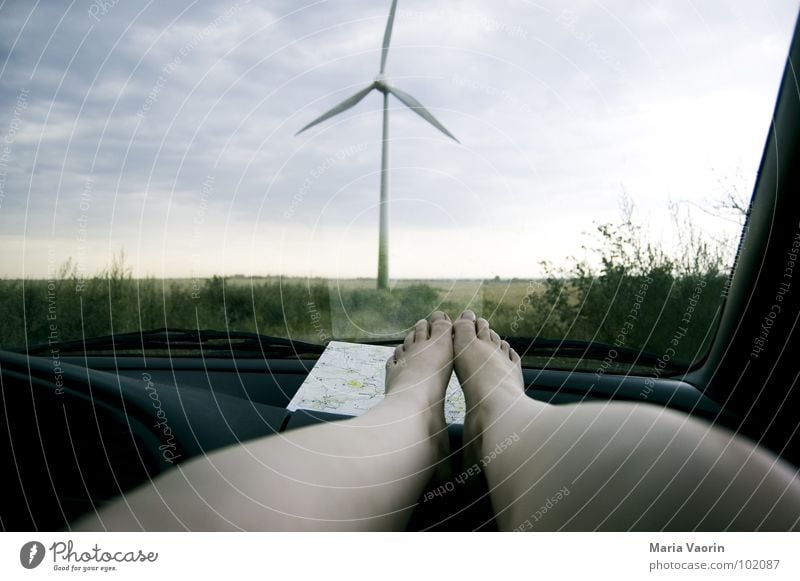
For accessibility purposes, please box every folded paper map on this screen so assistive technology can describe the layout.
[287,341,466,424]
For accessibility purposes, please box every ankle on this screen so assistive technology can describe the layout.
[463,377,525,414]
[384,386,438,414]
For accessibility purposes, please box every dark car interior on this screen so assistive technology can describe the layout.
[2,16,800,532]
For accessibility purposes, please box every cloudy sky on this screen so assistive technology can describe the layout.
[0,0,798,280]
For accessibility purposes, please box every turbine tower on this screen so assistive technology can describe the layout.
[297,0,459,290]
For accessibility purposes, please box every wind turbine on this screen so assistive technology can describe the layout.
[296,0,459,290]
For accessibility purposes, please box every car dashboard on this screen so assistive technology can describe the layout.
[0,350,727,531]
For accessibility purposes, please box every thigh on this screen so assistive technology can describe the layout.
[486,401,800,531]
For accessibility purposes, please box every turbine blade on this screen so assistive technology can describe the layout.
[387,85,459,142]
[379,0,399,74]
[296,83,377,135]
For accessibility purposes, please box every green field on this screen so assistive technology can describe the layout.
[0,207,735,373]
[0,274,543,347]
[0,269,727,371]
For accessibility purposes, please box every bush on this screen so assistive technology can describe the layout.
[537,196,731,365]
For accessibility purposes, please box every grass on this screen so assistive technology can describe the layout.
[0,197,738,373]
[0,270,727,371]
[0,275,531,347]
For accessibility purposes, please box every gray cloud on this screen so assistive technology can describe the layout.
[1,0,798,278]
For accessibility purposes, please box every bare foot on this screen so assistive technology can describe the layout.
[383,311,453,451]
[452,310,526,456]
[385,311,453,401]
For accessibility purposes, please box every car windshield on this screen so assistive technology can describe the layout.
[1,1,798,372]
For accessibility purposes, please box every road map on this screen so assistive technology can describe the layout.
[287,341,466,424]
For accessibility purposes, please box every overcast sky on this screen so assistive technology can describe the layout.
[0,0,798,280]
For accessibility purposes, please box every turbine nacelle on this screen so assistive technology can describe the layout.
[374,74,390,93]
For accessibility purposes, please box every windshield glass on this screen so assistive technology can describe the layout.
[1,1,798,371]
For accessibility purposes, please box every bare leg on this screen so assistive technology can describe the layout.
[453,310,800,531]
[73,312,453,531]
